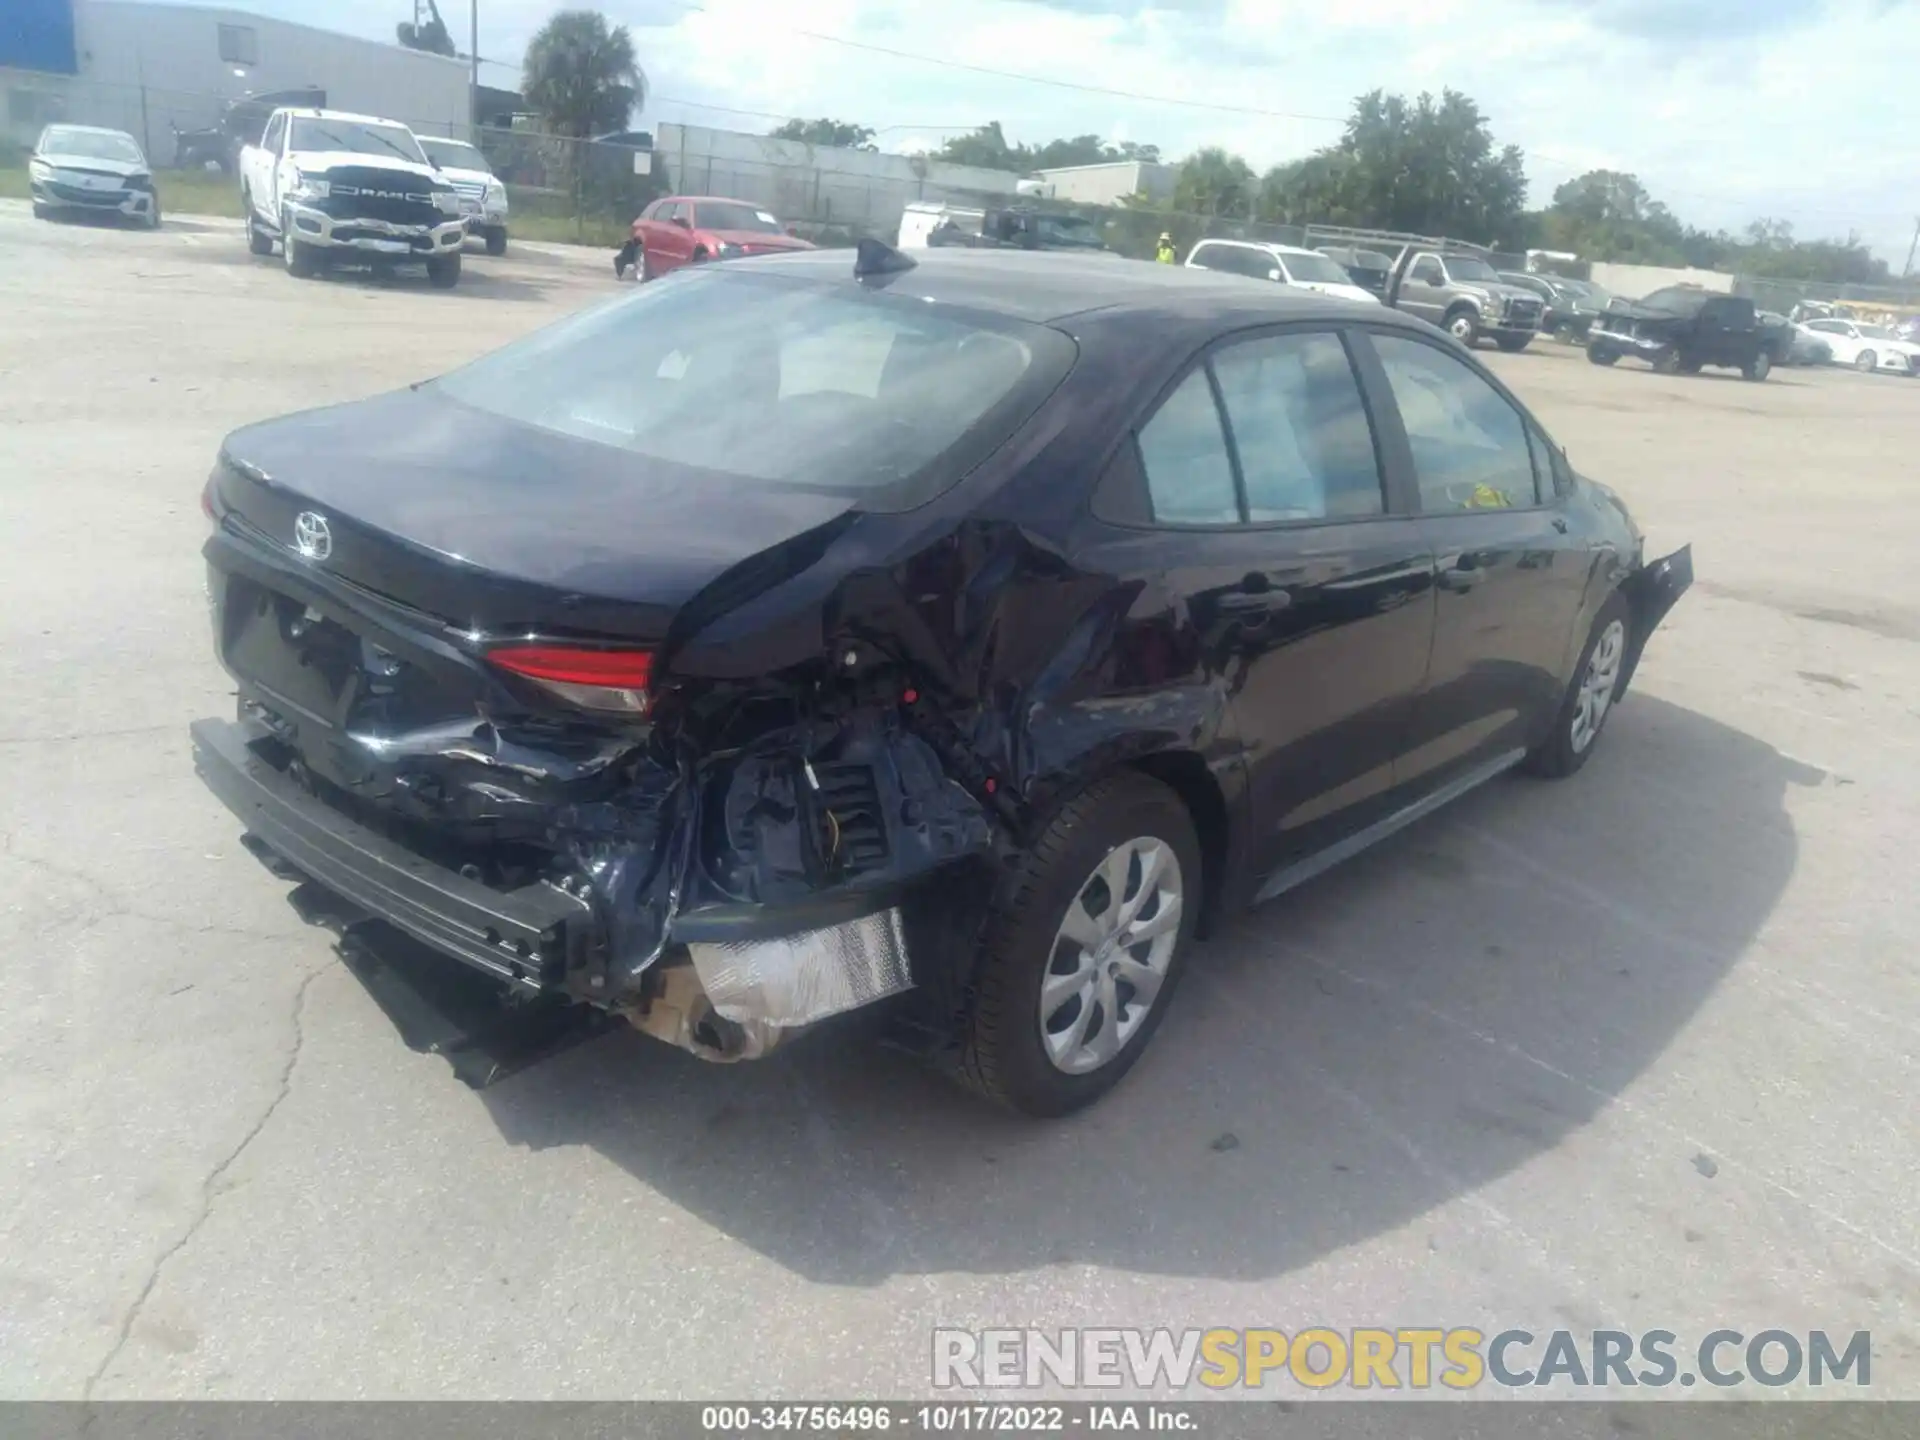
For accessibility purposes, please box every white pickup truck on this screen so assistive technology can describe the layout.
[240,107,467,286]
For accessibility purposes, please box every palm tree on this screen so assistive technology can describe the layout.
[522,11,644,140]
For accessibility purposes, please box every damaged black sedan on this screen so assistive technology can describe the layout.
[192,245,1690,1115]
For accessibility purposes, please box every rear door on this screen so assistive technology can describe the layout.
[1091,325,1438,884]
[1356,327,1589,786]
[1696,295,1757,365]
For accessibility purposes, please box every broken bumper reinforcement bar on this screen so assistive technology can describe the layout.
[191,717,919,1056]
[191,716,591,994]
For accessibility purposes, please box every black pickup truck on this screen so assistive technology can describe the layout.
[1587,286,1772,381]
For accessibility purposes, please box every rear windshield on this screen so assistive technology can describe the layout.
[435,270,1075,510]
[289,117,426,165]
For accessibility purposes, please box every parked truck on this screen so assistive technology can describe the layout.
[1386,247,1544,351]
[240,107,467,285]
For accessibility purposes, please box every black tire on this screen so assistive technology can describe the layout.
[1551,320,1574,343]
[484,226,507,257]
[956,772,1203,1117]
[146,200,162,230]
[1855,350,1876,373]
[32,201,51,221]
[1524,593,1632,780]
[691,246,711,264]
[1443,307,1478,346]
[282,216,317,277]
[426,252,461,288]
[1495,333,1532,353]
[1587,344,1618,366]
[1651,348,1681,375]
[1677,357,1703,374]
[245,198,274,255]
[1742,348,1772,382]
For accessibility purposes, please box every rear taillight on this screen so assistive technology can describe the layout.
[487,644,654,716]
[200,477,216,524]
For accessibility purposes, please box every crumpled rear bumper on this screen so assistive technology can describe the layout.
[191,715,917,1055]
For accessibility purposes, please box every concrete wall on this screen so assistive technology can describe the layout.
[3,1,469,157]
[1033,160,1178,206]
[1588,262,1734,300]
[657,122,1025,238]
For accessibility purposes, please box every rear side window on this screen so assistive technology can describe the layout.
[1136,370,1240,525]
[435,271,1073,511]
[1372,334,1540,512]
[1211,333,1384,520]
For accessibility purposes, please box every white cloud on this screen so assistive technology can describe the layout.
[181,0,1920,260]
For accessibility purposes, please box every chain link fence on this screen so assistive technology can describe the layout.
[8,76,1908,295]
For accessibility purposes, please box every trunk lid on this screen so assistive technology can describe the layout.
[214,386,856,642]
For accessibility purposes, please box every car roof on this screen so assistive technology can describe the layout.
[734,247,1420,325]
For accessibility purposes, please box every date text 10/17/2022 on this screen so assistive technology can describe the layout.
[701,1405,1196,1432]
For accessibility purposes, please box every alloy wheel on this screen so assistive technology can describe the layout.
[1039,837,1183,1075]
[1570,619,1626,754]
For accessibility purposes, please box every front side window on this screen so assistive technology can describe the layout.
[436,271,1072,511]
[1211,333,1384,521]
[1411,257,1443,284]
[1188,244,1226,272]
[1372,334,1539,513]
[261,113,285,152]
[1136,370,1240,525]
[1443,255,1501,283]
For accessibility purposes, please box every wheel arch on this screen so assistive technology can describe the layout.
[1125,749,1232,938]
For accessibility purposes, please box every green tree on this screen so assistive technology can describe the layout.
[932,122,1033,171]
[522,11,644,139]
[770,118,876,151]
[933,125,1163,173]
[1173,146,1257,216]
[1262,89,1528,242]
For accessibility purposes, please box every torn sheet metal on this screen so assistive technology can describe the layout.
[688,907,912,1031]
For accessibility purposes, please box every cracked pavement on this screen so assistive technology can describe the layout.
[2,203,1916,1400]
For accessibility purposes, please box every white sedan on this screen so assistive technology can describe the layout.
[1798,318,1920,375]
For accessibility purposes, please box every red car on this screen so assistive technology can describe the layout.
[614,195,814,280]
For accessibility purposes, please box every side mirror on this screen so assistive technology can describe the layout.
[672,215,691,230]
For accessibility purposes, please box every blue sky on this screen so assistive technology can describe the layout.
[166,0,1920,262]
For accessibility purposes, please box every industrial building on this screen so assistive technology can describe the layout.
[2,0,471,160]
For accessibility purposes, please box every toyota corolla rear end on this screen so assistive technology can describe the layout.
[192,260,1073,1068]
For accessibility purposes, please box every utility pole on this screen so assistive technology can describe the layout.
[1905,216,1920,280]
[470,0,480,139]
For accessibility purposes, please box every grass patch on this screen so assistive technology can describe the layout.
[0,164,244,218]
[2,164,630,247]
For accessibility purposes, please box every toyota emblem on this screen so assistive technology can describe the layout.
[293,511,332,561]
